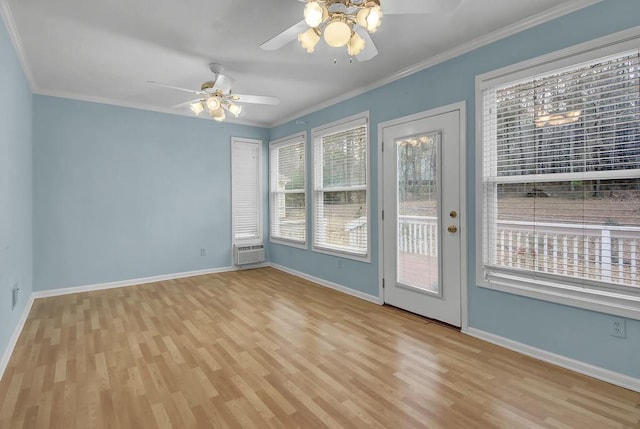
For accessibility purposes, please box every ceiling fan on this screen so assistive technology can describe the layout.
[148,63,280,122]
[260,0,461,62]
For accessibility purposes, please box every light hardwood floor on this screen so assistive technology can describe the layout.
[0,267,638,428]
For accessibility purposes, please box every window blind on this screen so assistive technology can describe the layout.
[481,50,640,289]
[232,138,262,242]
[312,116,369,257]
[270,135,306,244]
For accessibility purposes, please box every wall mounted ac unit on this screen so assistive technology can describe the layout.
[234,244,265,265]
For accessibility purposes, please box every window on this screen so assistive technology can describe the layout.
[232,137,262,243]
[269,133,306,246]
[478,34,640,318]
[312,113,370,260]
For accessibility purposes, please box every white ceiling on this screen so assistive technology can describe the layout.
[3,0,600,126]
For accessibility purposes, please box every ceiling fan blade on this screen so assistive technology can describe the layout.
[232,94,280,105]
[383,0,461,14]
[172,98,202,109]
[355,29,378,62]
[147,80,204,95]
[260,20,308,51]
[213,74,235,93]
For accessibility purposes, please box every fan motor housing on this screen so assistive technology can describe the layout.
[201,81,216,92]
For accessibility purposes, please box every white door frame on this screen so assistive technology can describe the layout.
[377,101,468,330]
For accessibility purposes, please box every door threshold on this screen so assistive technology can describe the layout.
[382,303,461,331]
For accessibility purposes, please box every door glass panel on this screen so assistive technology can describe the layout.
[396,132,441,294]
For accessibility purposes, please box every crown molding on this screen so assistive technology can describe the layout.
[35,88,269,128]
[3,0,603,128]
[0,0,36,91]
[268,0,603,128]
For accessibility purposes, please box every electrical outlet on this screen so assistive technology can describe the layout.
[611,318,626,338]
[200,248,207,256]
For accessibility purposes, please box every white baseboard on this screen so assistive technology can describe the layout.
[31,266,247,299]
[464,327,640,393]
[269,263,383,305]
[0,293,35,381]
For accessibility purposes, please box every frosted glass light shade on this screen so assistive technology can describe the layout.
[206,96,221,110]
[324,19,351,47]
[356,4,382,33]
[304,1,327,27]
[190,101,204,115]
[347,31,365,56]
[210,106,226,122]
[228,103,242,117]
[298,28,320,53]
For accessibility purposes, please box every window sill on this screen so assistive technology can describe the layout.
[312,245,371,264]
[234,238,264,247]
[480,270,640,321]
[270,237,307,250]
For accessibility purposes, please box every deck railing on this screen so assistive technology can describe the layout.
[398,216,439,256]
[495,220,639,287]
[358,216,640,287]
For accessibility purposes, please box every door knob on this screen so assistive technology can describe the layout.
[447,225,458,233]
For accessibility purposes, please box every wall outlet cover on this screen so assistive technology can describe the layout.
[611,318,626,338]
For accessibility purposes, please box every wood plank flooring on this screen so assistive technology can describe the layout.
[0,267,638,428]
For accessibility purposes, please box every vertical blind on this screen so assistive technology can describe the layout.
[313,116,368,257]
[232,138,261,242]
[482,50,640,289]
[270,135,306,243]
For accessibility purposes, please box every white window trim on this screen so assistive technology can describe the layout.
[269,132,308,249]
[475,26,640,320]
[231,137,263,246]
[311,111,371,262]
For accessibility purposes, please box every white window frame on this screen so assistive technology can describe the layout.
[311,112,371,262]
[475,27,640,320]
[269,132,307,249]
[231,137,263,245]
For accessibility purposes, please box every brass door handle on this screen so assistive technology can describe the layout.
[447,225,458,233]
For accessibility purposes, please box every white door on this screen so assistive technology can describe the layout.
[382,105,464,326]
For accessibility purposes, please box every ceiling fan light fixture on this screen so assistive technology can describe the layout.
[356,2,382,33]
[228,103,242,117]
[347,31,365,56]
[151,64,279,123]
[304,1,328,28]
[206,96,221,111]
[324,18,351,47]
[210,106,226,122]
[298,27,320,53]
[190,101,205,115]
[534,109,582,127]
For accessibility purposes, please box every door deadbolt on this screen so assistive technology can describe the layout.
[447,225,458,233]
[450,211,458,218]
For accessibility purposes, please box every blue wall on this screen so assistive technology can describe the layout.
[33,96,268,290]
[2,0,636,382]
[0,17,33,361]
[270,0,640,378]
